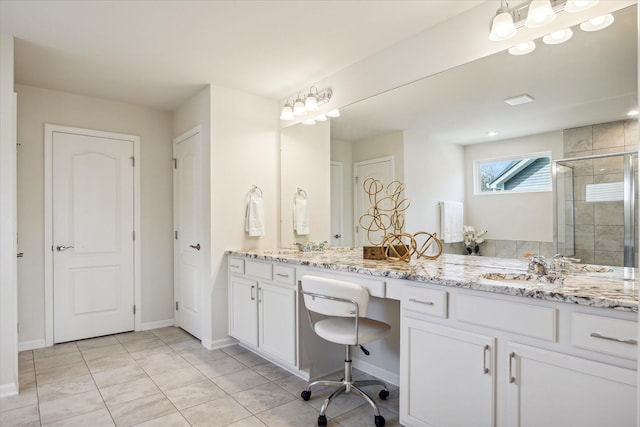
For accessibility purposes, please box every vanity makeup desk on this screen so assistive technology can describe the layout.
[227,248,638,427]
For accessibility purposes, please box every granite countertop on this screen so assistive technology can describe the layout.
[227,248,639,313]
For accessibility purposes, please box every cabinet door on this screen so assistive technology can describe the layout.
[506,343,637,427]
[229,276,258,346]
[400,317,495,427]
[258,282,296,365]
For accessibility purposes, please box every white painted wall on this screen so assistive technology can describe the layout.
[330,138,353,247]
[0,33,18,397]
[352,131,405,183]
[464,130,564,242]
[281,122,331,248]
[15,84,174,347]
[210,85,279,341]
[403,132,465,238]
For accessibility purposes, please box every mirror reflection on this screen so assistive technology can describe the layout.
[283,4,637,266]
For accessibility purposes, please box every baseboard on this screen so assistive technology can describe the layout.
[141,319,175,331]
[0,382,18,399]
[18,339,46,352]
[202,336,236,350]
[352,358,400,387]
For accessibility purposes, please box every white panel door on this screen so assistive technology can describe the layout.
[354,157,394,247]
[258,282,296,364]
[53,131,134,343]
[330,161,344,246]
[174,131,202,339]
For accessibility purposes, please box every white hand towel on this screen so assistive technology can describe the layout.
[245,195,265,237]
[440,201,463,243]
[293,196,310,235]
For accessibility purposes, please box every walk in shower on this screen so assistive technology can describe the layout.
[554,152,638,268]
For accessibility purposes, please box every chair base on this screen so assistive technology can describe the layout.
[301,345,389,426]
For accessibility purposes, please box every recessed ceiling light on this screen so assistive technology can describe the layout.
[504,94,535,106]
[486,131,498,137]
[627,109,638,117]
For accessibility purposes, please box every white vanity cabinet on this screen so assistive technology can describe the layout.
[399,283,638,427]
[228,257,297,366]
[506,342,637,427]
[401,317,496,427]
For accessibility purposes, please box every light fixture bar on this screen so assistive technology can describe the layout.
[496,0,572,31]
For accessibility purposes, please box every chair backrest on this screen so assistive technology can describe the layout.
[300,275,370,318]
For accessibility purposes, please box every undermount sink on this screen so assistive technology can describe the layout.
[566,264,614,273]
[478,272,564,285]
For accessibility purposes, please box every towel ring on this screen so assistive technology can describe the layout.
[296,187,308,199]
[249,185,263,197]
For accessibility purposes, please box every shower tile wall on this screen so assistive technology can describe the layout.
[563,119,638,266]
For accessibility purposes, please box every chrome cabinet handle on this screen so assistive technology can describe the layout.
[276,273,289,278]
[250,285,255,301]
[408,298,434,306]
[483,345,490,375]
[509,352,516,383]
[16,253,24,258]
[56,245,74,252]
[189,243,201,251]
[231,264,241,268]
[590,332,638,345]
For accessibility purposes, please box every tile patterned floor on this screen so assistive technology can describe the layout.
[0,327,400,426]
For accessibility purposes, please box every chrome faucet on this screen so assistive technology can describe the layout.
[528,255,548,275]
[552,254,581,275]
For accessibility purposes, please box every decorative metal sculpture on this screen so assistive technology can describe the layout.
[359,178,442,262]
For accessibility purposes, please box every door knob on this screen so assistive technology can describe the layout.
[56,245,74,252]
[189,243,201,251]
[333,234,342,239]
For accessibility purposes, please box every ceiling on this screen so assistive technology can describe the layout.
[331,4,638,145]
[0,0,484,111]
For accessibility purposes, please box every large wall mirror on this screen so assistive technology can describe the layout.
[281,4,637,266]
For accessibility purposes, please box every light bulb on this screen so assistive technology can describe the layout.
[489,11,517,41]
[293,98,306,116]
[525,0,556,28]
[543,28,573,45]
[508,41,536,55]
[580,13,614,31]
[305,95,318,111]
[279,104,294,121]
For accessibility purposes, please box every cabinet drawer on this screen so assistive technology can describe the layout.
[456,294,557,341]
[245,260,273,280]
[311,271,386,298]
[571,313,638,360]
[273,265,295,286]
[402,286,448,318]
[229,257,245,275]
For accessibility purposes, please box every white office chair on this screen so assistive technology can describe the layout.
[299,275,391,427]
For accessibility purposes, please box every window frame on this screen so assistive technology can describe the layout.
[473,151,553,196]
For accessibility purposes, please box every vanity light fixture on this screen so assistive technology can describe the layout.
[580,13,614,31]
[504,94,534,106]
[543,28,573,44]
[280,87,333,121]
[489,2,517,41]
[508,40,536,55]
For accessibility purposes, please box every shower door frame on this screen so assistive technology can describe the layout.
[552,151,637,268]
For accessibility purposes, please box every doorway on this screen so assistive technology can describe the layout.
[353,157,395,247]
[44,125,141,345]
[173,126,203,339]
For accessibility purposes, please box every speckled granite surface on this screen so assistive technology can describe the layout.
[227,248,639,312]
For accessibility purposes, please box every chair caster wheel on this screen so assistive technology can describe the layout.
[301,390,311,401]
[379,389,389,400]
[374,415,386,426]
[318,415,327,426]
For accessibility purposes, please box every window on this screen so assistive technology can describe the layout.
[474,152,552,195]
